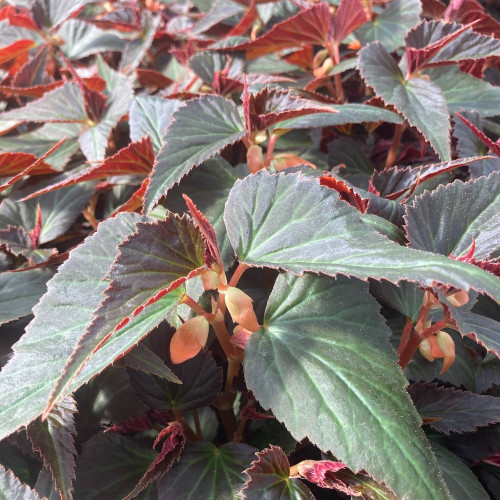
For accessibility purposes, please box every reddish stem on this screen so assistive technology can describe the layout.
[397,317,414,356]
[228,263,249,288]
[180,294,208,316]
[265,133,280,165]
[385,124,405,168]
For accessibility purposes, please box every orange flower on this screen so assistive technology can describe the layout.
[170,316,209,364]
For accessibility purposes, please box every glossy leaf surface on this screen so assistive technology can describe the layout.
[224,171,500,302]
[359,42,450,160]
[244,273,450,499]
[144,95,246,213]
[158,442,257,499]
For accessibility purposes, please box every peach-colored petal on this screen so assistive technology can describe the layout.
[446,290,469,308]
[436,330,455,374]
[247,144,263,173]
[419,338,435,362]
[201,269,220,290]
[230,325,252,350]
[225,286,260,332]
[170,316,209,364]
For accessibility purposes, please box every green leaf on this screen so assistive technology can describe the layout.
[0,82,88,123]
[47,214,205,413]
[143,95,246,214]
[57,19,126,59]
[355,0,421,51]
[0,269,54,325]
[157,442,257,499]
[454,110,500,179]
[119,13,160,73]
[370,280,424,322]
[0,213,142,440]
[26,397,77,500]
[224,171,500,302]
[359,42,450,160]
[129,327,223,411]
[73,433,156,500]
[425,66,500,118]
[240,446,314,499]
[405,173,500,259]
[244,273,450,500]
[31,0,95,28]
[78,61,133,162]
[0,123,81,171]
[0,464,41,500]
[433,443,489,500]
[117,344,181,384]
[129,96,183,155]
[274,103,404,130]
[0,182,94,245]
[410,382,500,434]
[406,20,500,64]
[191,0,245,35]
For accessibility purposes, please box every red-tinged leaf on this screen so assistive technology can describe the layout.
[459,58,486,78]
[82,76,106,93]
[0,39,36,66]
[241,445,315,499]
[331,0,367,46]
[0,82,88,123]
[421,0,446,19]
[0,464,41,500]
[320,175,368,212]
[13,43,49,88]
[0,138,65,194]
[283,46,314,70]
[222,2,332,59]
[445,0,500,38]
[88,7,139,32]
[405,21,477,76]
[240,405,274,420]
[296,460,360,495]
[0,151,54,176]
[371,156,488,200]
[26,397,77,500]
[247,87,337,133]
[136,68,173,89]
[183,194,223,270]
[470,259,500,278]
[227,1,259,37]
[0,81,63,99]
[106,410,173,434]
[22,137,154,201]
[213,73,243,96]
[455,112,500,156]
[408,382,500,434]
[296,460,399,499]
[45,214,206,415]
[124,421,185,500]
[0,5,38,30]
[112,177,150,215]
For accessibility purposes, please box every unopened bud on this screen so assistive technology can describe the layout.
[436,330,455,374]
[225,286,260,332]
[446,290,469,308]
[419,338,435,362]
[247,144,264,173]
[313,57,334,78]
[201,269,220,290]
[170,316,209,364]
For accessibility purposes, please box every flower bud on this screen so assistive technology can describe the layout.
[170,316,209,364]
[247,144,264,173]
[419,338,435,362]
[436,330,455,374]
[201,269,220,290]
[225,286,260,332]
[446,290,469,308]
